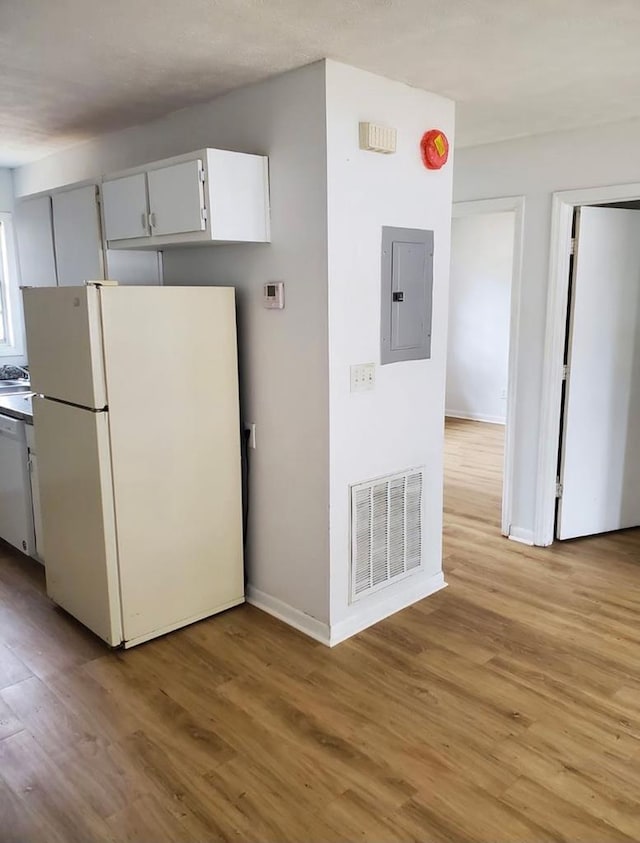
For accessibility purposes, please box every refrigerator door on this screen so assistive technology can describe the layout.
[99,286,244,646]
[33,396,122,646]
[22,285,107,409]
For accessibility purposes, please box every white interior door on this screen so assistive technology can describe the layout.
[557,206,640,540]
[147,159,206,235]
[14,196,58,287]
[52,185,104,286]
[33,396,122,645]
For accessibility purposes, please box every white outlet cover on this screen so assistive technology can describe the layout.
[350,363,376,393]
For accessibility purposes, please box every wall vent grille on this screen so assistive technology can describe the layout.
[350,468,424,602]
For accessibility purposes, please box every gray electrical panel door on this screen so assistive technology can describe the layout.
[380,226,434,364]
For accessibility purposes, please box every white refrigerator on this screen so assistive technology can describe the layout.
[22,283,244,648]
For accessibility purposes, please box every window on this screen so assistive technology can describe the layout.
[0,224,9,343]
[0,213,24,358]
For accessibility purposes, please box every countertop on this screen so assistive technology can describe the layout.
[0,393,33,424]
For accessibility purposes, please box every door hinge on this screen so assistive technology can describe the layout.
[562,364,569,381]
[555,480,563,499]
[198,167,206,184]
[201,207,208,223]
[570,237,576,256]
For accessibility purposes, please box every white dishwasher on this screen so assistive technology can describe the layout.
[0,414,36,556]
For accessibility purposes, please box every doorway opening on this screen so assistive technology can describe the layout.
[537,182,640,545]
[444,197,525,540]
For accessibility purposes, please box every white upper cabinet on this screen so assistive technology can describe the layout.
[52,185,104,286]
[16,147,269,285]
[103,148,270,249]
[15,183,162,290]
[207,148,270,243]
[14,196,58,287]
[102,173,149,241]
[147,159,206,236]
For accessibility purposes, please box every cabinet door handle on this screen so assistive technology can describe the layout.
[148,212,157,229]
[141,212,148,231]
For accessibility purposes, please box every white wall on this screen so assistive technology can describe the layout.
[161,67,330,624]
[16,62,331,625]
[446,212,514,424]
[325,62,454,638]
[0,169,13,212]
[454,117,640,537]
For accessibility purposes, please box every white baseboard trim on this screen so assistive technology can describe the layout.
[246,586,331,646]
[446,410,506,426]
[508,526,535,546]
[329,571,447,646]
[247,571,447,648]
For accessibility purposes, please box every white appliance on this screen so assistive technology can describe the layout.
[22,283,244,648]
[0,414,36,557]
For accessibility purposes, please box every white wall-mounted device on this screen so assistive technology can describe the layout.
[359,122,397,154]
[264,281,285,309]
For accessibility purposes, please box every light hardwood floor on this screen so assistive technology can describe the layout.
[1,418,640,841]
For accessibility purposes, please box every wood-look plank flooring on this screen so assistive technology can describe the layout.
[1,418,640,841]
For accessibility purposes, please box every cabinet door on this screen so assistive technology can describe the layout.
[147,159,206,236]
[14,196,58,287]
[104,250,162,285]
[52,185,104,286]
[0,416,34,556]
[102,174,149,241]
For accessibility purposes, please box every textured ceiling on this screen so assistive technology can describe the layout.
[2,0,640,166]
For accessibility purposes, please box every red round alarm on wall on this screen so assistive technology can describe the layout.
[421,129,449,170]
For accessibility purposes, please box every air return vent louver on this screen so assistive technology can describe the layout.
[350,468,424,602]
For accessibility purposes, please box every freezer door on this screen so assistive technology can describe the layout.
[33,397,122,646]
[22,286,107,408]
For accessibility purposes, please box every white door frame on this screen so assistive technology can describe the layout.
[535,180,640,546]
[451,196,526,539]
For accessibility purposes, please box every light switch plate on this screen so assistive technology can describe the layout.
[350,363,376,393]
